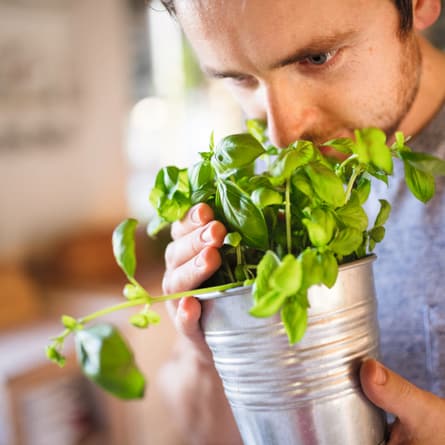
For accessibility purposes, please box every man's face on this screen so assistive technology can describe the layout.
[176,0,421,147]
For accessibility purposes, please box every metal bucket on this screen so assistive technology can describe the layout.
[199,255,387,445]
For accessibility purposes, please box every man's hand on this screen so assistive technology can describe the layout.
[162,203,227,360]
[361,359,445,445]
[158,203,243,444]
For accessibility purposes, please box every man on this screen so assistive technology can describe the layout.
[156,1,445,444]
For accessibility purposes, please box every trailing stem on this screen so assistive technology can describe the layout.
[285,177,292,254]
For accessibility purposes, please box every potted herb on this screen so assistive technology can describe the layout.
[46,123,445,444]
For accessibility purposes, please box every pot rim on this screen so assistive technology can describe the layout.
[196,253,376,301]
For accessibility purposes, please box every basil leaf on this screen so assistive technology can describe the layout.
[305,162,346,207]
[112,219,138,280]
[399,151,445,176]
[249,289,288,318]
[336,191,368,232]
[356,177,371,204]
[269,254,303,297]
[212,133,265,177]
[270,141,315,182]
[320,251,338,288]
[354,128,393,174]
[252,250,280,302]
[147,214,169,237]
[75,324,145,399]
[321,137,354,155]
[302,207,336,247]
[149,166,191,222]
[403,161,435,203]
[374,199,391,227]
[281,296,308,344]
[369,226,386,243]
[299,248,324,289]
[246,119,268,144]
[189,160,215,204]
[329,227,363,256]
[224,232,242,247]
[251,187,283,208]
[292,171,314,198]
[217,179,269,250]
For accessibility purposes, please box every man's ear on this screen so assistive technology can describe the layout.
[412,0,441,30]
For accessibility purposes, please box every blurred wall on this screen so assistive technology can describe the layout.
[0,0,130,261]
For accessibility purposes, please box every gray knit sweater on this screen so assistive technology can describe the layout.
[372,102,445,397]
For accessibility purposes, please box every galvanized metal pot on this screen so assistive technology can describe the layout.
[199,255,387,445]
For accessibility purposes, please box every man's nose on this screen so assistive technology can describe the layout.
[263,83,318,148]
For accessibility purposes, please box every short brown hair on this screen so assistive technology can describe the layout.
[157,0,414,34]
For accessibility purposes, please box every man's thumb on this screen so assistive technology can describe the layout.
[360,359,439,431]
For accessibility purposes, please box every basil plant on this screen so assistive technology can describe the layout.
[46,122,445,399]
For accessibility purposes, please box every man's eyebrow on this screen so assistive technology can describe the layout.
[203,30,357,79]
[270,30,357,70]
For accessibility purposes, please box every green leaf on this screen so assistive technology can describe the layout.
[252,250,280,302]
[246,119,268,144]
[270,141,315,182]
[249,289,288,318]
[251,187,283,208]
[130,314,149,329]
[403,161,435,203]
[356,177,371,204]
[321,137,354,155]
[75,324,145,400]
[329,227,363,256]
[302,207,336,247]
[399,151,445,176]
[304,162,346,207]
[269,254,303,297]
[354,128,393,174]
[336,191,368,231]
[112,219,138,280]
[61,315,80,330]
[146,310,161,325]
[217,179,269,250]
[46,345,66,367]
[320,251,338,288]
[374,199,391,227]
[123,283,148,300]
[189,160,215,205]
[212,133,265,177]
[369,226,386,243]
[149,166,191,222]
[281,296,308,344]
[147,214,169,237]
[292,171,314,198]
[299,248,324,289]
[223,232,242,247]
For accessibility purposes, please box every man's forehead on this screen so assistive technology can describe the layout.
[176,0,368,75]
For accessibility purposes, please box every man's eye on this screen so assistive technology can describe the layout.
[304,50,337,66]
[228,75,258,88]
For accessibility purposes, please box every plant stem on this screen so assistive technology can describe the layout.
[345,166,362,203]
[285,177,292,254]
[77,281,243,325]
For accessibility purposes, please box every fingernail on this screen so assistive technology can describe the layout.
[191,207,201,224]
[374,362,388,385]
[194,252,205,268]
[200,226,213,244]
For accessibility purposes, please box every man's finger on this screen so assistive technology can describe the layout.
[360,359,445,436]
[171,203,215,240]
[165,220,226,269]
[162,246,222,294]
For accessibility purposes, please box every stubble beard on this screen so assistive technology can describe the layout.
[383,32,422,137]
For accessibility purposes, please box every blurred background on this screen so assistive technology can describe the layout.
[0,1,444,444]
